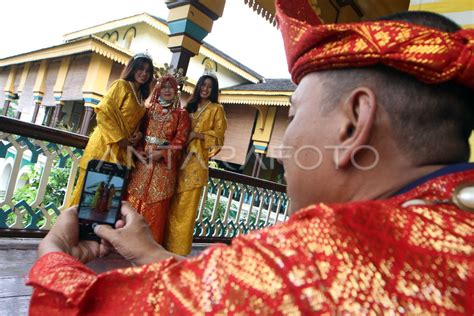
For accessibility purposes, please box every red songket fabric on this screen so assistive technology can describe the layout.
[276,0,474,88]
[28,170,474,314]
[126,102,190,244]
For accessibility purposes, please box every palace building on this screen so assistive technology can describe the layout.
[1,0,473,187]
[0,12,292,182]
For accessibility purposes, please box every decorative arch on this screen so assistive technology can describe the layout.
[15,165,31,190]
[109,31,119,43]
[202,57,218,72]
[101,32,111,40]
[123,27,137,49]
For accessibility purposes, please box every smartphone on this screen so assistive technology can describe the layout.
[77,159,129,241]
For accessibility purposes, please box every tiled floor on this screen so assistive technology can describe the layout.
[0,238,209,316]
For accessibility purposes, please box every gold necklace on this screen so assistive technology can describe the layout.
[149,105,172,140]
[152,103,173,121]
[129,82,144,107]
[192,101,211,120]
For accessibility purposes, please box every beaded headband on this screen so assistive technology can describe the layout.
[202,69,218,81]
[133,52,153,62]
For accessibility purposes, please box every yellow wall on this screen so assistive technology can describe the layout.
[17,63,31,95]
[33,60,48,103]
[53,57,71,105]
[82,54,113,106]
[409,0,474,29]
[252,106,277,154]
[3,66,17,97]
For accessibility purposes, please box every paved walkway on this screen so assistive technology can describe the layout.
[0,238,209,316]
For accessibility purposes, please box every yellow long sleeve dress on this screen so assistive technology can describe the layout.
[164,102,227,255]
[67,79,146,207]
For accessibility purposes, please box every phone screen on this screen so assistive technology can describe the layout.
[78,170,126,225]
[77,160,128,243]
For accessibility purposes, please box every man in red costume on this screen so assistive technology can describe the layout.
[28,1,474,314]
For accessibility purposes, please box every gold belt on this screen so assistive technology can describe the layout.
[144,136,168,145]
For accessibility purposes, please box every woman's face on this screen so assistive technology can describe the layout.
[160,81,176,102]
[133,62,151,86]
[199,78,213,101]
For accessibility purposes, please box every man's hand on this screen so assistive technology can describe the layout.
[38,207,104,263]
[94,202,182,266]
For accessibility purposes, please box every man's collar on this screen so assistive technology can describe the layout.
[394,162,474,196]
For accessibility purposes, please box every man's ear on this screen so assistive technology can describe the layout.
[334,87,377,169]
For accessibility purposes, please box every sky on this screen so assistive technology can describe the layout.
[0,0,290,78]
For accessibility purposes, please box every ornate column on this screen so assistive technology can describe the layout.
[251,105,277,179]
[166,0,226,75]
[251,153,264,178]
[79,107,94,135]
[51,100,64,127]
[14,63,31,120]
[80,54,113,135]
[2,66,17,116]
[42,106,54,126]
[1,99,10,116]
[31,60,48,124]
[51,57,71,127]
[251,105,277,155]
[30,102,40,123]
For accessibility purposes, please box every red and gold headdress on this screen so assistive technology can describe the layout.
[276,0,474,89]
[149,64,187,107]
[156,74,178,93]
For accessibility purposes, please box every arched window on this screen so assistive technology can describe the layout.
[15,166,31,190]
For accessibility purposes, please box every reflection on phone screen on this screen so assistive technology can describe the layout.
[78,170,125,225]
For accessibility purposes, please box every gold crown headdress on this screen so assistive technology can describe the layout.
[149,63,188,108]
[155,63,187,87]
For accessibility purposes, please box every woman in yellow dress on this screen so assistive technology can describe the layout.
[164,74,227,255]
[91,182,104,211]
[67,54,154,207]
[107,184,116,210]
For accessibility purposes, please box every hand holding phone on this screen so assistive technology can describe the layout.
[38,206,102,262]
[93,202,170,265]
[77,159,129,241]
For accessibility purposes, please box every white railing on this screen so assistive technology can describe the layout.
[195,171,288,240]
[0,116,289,240]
